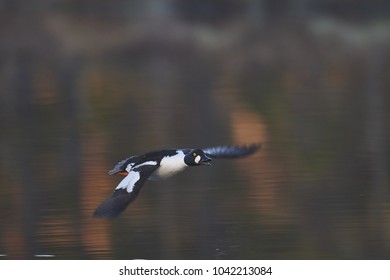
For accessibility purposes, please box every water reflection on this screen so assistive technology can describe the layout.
[1,1,390,260]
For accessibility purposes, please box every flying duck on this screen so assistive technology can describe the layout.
[94,143,261,218]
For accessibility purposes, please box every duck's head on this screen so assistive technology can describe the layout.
[184,149,212,166]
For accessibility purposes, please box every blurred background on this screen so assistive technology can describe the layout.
[0,0,390,259]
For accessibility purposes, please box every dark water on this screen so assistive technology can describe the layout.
[1,1,390,259]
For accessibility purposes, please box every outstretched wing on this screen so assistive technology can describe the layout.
[203,143,261,159]
[94,161,159,218]
[108,156,141,175]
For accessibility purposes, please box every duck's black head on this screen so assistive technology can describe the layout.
[184,149,212,166]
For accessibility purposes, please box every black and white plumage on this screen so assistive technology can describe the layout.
[93,143,261,218]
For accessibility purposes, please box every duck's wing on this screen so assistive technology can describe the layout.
[94,161,159,218]
[203,143,261,159]
[108,156,141,176]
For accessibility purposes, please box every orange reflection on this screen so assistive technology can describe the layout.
[80,134,112,259]
[231,105,294,225]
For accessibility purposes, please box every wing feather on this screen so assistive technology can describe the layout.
[203,143,261,159]
[108,156,141,175]
[94,163,158,218]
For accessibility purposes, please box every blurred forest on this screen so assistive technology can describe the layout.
[0,0,390,259]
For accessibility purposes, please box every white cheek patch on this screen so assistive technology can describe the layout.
[195,155,201,164]
[115,171,141,193]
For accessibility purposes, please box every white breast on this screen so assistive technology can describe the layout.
[149,151,187,181]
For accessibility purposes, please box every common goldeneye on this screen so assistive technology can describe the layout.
[94,143,261,218]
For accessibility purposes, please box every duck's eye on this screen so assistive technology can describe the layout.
[193,152,197,157]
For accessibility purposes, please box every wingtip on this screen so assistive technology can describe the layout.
[235,142,262,154]
[241,142,262,157]
[247,142,261,148]
[93,188,138,219]
[93,197,121,219]
[250,142,262,152]
[93,203,123,218]
[93,210,119,219]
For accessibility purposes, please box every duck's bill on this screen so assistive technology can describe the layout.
[199,157,212,166]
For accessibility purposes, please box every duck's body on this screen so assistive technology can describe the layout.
[94,143,260,218]
[147,150,187,180]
